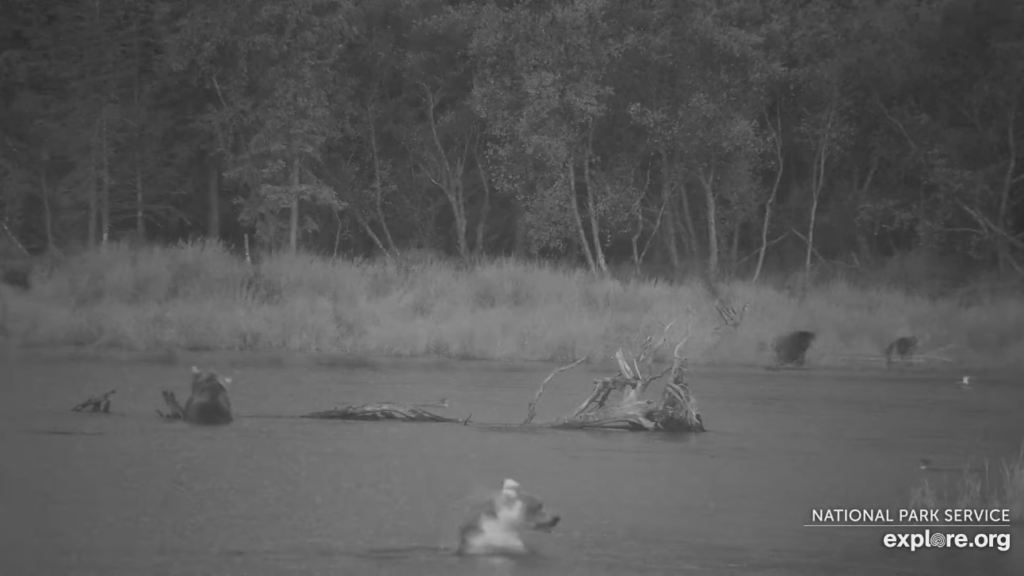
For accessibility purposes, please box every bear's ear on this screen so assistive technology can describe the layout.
[223,377,232,387]
[191,365,201,375]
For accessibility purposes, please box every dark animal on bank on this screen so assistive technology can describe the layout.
[884,336,918,368]
[159,366,234,425]
[456,479,561,556]
[772,330,816,367]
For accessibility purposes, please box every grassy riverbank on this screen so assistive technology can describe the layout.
[910,445,1024,524]
[2,240,1023,367]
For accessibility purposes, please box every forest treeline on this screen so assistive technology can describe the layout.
[1,0,1022,287]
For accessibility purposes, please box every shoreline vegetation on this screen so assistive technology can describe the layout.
[2,240,1023,369]
[911,444,1024,524]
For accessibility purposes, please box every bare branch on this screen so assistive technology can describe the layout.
[955,100,986,137]
[615,348,635,380]
[0,220,30,256]
[737,231,790,267]
[999,94,1019,248]
[522,357,587,425]
[790,227,827,262]
[211,74,228,110]
[957,200,1024,250]
[877,101,918,153]
[637,192,667,264]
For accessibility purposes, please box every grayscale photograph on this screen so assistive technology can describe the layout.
[0,0,1022,574]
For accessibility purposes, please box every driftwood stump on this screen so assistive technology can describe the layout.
[72,389,116,413]
[523,322,706,433]
[549,344,705,432]
[304,403,468,423]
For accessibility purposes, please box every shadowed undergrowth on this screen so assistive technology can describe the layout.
[3,240,1024,366]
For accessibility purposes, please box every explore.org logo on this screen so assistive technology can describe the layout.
[881,529,1011,552]
[804,508,1012,553]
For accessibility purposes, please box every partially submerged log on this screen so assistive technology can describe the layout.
[304,403,467,423]
[529,322,706,433]
[549,345,705,432]
[72,389,116,413]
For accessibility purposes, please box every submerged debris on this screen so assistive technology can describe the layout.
[550,342,705,432]
[303,403,466,423]
[71,389,116,413]
[523,322,706,433]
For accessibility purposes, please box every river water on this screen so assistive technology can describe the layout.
[0,348,1021,575]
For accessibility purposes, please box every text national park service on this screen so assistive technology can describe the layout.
[810,508,1012,524]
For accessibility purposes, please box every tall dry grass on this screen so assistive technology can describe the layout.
[910,445,1024,524]
[2,240,1024,365]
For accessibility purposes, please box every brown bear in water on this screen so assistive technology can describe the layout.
[160,366,234,425]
